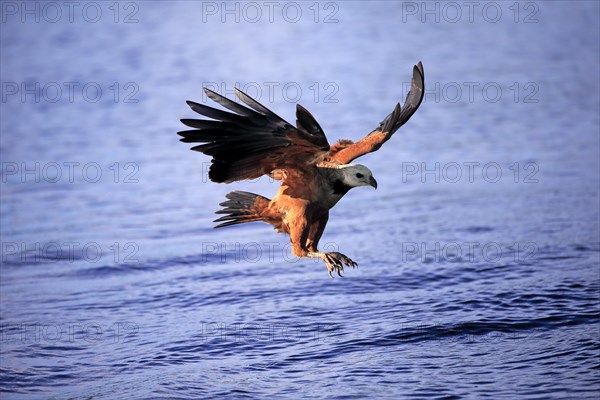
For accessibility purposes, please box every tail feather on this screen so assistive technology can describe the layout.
[213,191,269,228]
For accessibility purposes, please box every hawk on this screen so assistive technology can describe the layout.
[178,62,424,276]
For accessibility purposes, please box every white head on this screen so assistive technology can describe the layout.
[339,164,378,189]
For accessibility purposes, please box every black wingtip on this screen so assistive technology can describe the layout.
[375,62,424,135]
[179,118,192,126]
[233,87,244,96]
[233,87,282,119]
[410,62,424,88]
[412,61,425,110]
[382,102,402,134]
[295,104,328,149]
[203,87,223,102]
[185,100,202,111]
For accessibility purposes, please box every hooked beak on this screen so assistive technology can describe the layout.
[369,176,378,189]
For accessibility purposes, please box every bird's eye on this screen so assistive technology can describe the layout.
[356,173,364,179]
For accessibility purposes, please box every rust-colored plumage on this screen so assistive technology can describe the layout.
[178,62,424,276]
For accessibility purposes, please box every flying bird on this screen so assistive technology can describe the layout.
[178,62,424,277]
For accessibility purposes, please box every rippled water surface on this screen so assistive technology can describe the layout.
[1,1,599,399]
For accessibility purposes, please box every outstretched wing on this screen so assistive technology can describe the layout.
[329,62,424,164]
[178,88,330,183]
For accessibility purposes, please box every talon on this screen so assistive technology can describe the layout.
[320,252,357,276]
[321,252,357,277]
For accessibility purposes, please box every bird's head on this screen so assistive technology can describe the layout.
[340,164,378,189]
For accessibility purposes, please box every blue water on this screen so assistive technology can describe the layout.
[1,1,599,398]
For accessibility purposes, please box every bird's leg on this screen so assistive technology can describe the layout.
[305,212,328,253]
[304,213,356,277]
[289,210,356,277]
[307,251,357,278]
